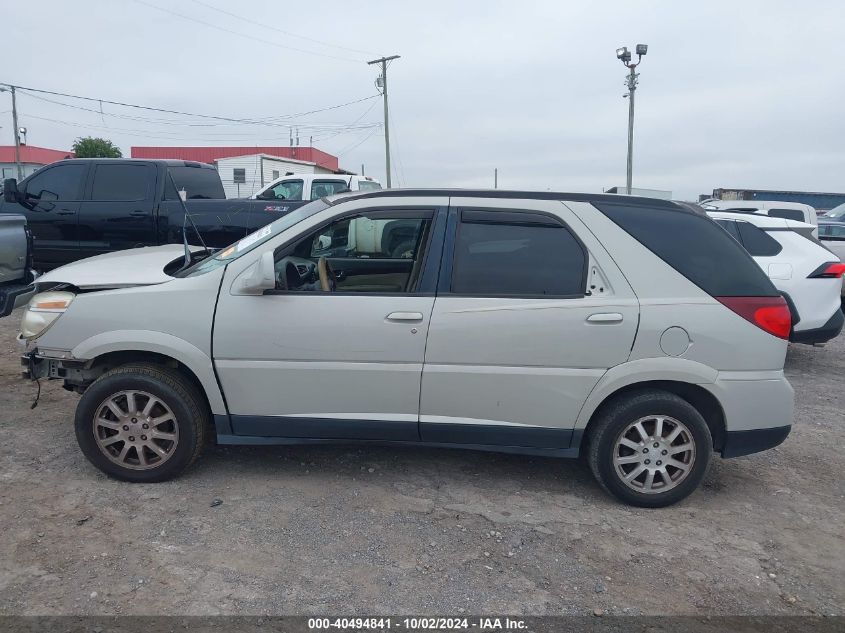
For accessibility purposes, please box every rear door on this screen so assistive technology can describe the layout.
[309,178,349,200]
[77,162,158,260]
[419,198,638,449]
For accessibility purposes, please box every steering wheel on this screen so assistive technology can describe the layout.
[317,256,337,292]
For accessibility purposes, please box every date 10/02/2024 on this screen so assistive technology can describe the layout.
[307,617,528,630]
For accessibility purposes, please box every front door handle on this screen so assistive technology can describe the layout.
[130,210,148,217]
[586,312,624,324]
[57,209,76,216]
[386,312,424,322]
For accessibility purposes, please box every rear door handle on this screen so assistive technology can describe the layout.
[586,312,624,324]
[386,312,424,322]
[57,210,76,216]
[130,210,148,217]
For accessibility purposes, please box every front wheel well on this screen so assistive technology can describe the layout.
[581,381,726,452]
[75,352,208,408]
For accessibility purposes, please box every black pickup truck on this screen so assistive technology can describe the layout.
[1,158,309,270]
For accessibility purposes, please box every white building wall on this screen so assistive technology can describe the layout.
[0,163,45,180]
[216,154,329,199]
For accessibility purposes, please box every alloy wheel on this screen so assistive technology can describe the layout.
[92,390,179,471]
[612,415,696,494]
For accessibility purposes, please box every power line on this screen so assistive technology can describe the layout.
[335,127,382,156]
[129,0,363,63]
[188,0,376,57]
[24,112,380,143]
[3,82,380,129]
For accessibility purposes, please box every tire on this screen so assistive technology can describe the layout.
[74,363,208,483]
[587,390,712,508]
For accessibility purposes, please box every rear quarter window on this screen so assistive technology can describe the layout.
[595,203,778,297]
[736,222,783,256]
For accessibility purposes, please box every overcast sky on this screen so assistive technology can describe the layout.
[2,0,843,199]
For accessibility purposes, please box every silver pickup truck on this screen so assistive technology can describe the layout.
[0,213,36,317]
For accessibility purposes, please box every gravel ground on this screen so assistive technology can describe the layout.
[0,308,842,616]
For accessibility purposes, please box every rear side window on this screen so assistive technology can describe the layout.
[595,203,778,297]
[768,208,805,222]
[736,222,783,256]
[166,166,225,200]
[451,216,586,296]
[357,180,382,191]
[310,180,348,199]
[91,164,150,201]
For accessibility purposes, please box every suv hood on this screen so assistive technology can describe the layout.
[35,245,198,290]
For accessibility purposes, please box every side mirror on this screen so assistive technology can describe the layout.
[238,251,276,294]
[3,178,19,203]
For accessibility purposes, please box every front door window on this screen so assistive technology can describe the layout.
[274,213,432,293]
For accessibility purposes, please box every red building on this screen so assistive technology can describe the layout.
[130,146,339,172]
[0,145,74,179]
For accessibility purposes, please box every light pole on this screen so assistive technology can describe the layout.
[616,44,648,195]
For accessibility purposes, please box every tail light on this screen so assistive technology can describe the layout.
[715,296,791,340]
[808,262,845,278]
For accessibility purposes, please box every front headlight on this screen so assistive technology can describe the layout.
[21,291,75,339]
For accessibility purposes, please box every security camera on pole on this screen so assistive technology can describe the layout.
[616,44,648,195]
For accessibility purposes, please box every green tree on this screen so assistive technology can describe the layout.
[71,137,123,158]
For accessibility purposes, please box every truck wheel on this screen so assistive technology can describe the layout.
[74,363,208,483]
[587,390,712,508]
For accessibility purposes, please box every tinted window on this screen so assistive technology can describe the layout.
[452,219,586,296]
[310,180,347,199]
[91,164,149,201]
[24,163,87,201]
[166,166,225,200]
[736,222,783,256]
[596,203,778,297]
[768,208,805,222]
[715,219,741,242]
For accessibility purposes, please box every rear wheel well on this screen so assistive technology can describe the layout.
[582,381,726,452]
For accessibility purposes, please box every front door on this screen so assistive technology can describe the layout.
[213,203,446,441]
[16,162,89,269]
[419,200,639,449]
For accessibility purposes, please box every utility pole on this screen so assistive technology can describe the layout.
[494,168,498,189]
[367,55,400,188]
[615,44,648,195]
[9,86,23,180]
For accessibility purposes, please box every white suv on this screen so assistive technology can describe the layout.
[708,211,844,344]
[19,191,795,507]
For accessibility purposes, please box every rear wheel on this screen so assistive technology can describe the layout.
[587,390,712,507]
[75,364,207,482]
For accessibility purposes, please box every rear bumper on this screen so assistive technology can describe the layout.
[790,307,843,344]
[708,369,794,437]
[722,425,791,458]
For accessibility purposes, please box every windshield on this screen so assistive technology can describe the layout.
[176,199,330,277]
[825,203,845,220]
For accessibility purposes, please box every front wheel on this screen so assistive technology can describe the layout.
[74,363,208,482]
[587,390,712,507]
